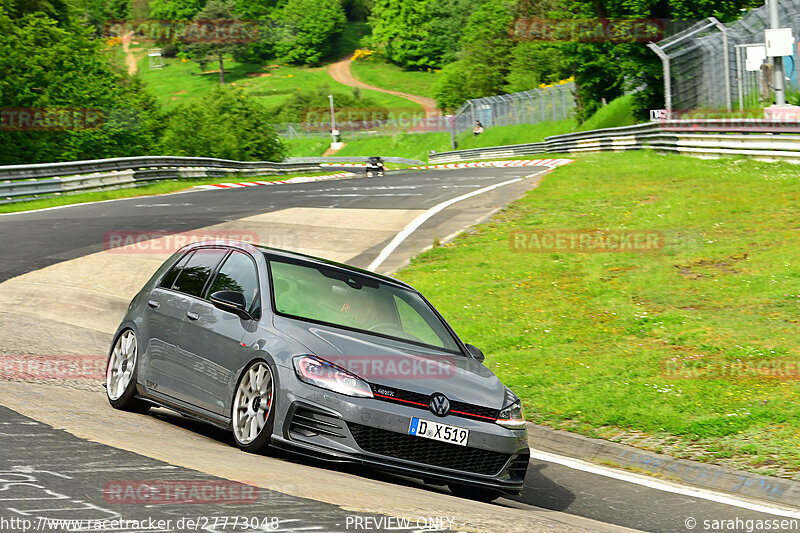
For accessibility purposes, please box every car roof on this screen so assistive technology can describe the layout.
[257,245,413,290]
[180,240,413,290]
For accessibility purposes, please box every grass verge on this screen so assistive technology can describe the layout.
[298,120,577,160]
[136,55,420,112]
[333,132,451,161]
[576,94,636,131]
[395,151,800,479]
[456,120,577,149]
[350,57,438,98]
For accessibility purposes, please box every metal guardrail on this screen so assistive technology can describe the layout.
[0,156,326,182]
[0,157,350,204]
[283,156,425,165]
[428,120,800,163]
[7,120,800,204]
[0,154,428,205]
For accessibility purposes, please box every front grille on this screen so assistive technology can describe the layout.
[289,407,347,439]
[348,423,511,476]
[370,384,500,422]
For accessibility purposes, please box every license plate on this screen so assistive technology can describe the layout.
[408,417,469,446]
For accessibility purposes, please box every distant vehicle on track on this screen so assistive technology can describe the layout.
[106,240,529,501]
[365,156,385,177]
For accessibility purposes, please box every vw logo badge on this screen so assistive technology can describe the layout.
[429,393,450,417]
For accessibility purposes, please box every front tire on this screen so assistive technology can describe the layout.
[232,360,275,453]
[106,329,149,413]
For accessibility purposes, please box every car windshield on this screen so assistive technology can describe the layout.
[267,256,461,353]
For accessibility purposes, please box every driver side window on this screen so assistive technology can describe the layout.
[207,251,260,315]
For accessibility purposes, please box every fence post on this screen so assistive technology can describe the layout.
[736,44,744,112]
[709,17,732,112]
[648,42,672,116]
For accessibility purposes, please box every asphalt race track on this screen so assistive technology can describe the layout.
[0,167,797,533]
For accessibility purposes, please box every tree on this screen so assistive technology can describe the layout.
[342,0,373,21]
[425,0,487,65]
[369,0,436,68]
[506,42,569,93]
[431,0,516,110]
[0,2,162,164]
[160,85,285,161]
[370,0,488,68]
[72,0,130,28]
[550,0,764,121]
[149,0,207,20]
[277,0,346,65]
[269,84,388,123]
[183,0,248,84]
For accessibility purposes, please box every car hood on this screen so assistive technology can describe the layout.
[274,317,507,409]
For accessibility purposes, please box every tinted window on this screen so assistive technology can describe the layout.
[160,251,193,289]
[207,251,260,311]
[172,248,227,297]
[269,257,459,352]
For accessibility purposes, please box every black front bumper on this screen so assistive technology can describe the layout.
[272,401,529,495]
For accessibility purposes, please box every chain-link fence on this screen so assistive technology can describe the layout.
[276,118,448,139]
[649,2,800,114]
[277,83,576,141]
[451,83,575,136]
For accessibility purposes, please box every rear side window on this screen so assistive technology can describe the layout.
[172,248,227,297]
[160,251,193,289]
[207,251,260,311]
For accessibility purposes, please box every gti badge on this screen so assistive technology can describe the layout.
[429,393,450,417]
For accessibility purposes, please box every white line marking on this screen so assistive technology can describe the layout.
[0,189,199,217]
[303,193,423,198]
[366,174,543,271]
[530,449,800,518]
[61,466,179,473]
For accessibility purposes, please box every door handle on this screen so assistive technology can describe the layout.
[186,311,200,321]
[147,300,160,309]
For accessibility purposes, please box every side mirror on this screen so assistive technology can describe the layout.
[465,343,485,363]
[210,290,251,319]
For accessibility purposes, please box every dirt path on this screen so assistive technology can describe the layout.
[322,143,346,155]
[329,54,440,118]
[122,31,138,75]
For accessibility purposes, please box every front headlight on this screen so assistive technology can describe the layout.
[293,355,373,398]
[496,388,526,429]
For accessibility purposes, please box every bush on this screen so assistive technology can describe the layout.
[0,5,163,164]
[160,86,285,161]
[270,84,389,123]
[277,0,347,65]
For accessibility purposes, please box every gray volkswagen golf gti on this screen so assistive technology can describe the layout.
[106,240,529,500]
